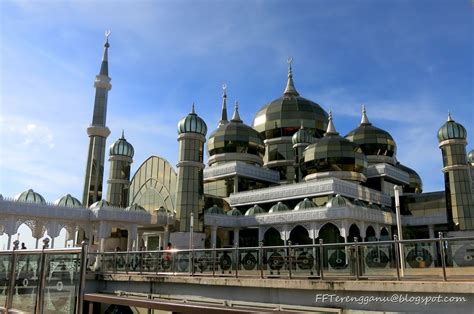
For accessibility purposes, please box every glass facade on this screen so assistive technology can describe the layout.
[82,136,106,206]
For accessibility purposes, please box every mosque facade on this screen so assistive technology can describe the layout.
[1,35,474,255]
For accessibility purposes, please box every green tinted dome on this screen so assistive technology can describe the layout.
[205,204,225,215]
[125,203,146,212]
[352,199,365,207]
[110,131,134,158]
[245,204,266,215]
[90,199,112,209]
[395,163,423,193]
[345,106,396,157]
[227,207,243,216]
[269,201,290,213]
[294,198,316,210]
[302,113,367,175]
[292,125,314,145]
[468,149,474,164]
[252,63,328,140]
[14,189,46,204]
[367,203,381,210]
[208,102,264,157]
[437,113,467,142]
[177,104,207,136]
[54,194,82,207]
[326,194,350,209]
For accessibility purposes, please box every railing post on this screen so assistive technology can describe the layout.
[439,232,447,281]
[36,238,50,314]
[6,245,18,310]
[393,235,401,281]
[212,245,216,277]
[234,244,239,278]
[319,239,324,280]
[259,241,264,279]
[76,240,89,314]
[190,248,194,276]
[287,240,292,280]
[353,237,359,281]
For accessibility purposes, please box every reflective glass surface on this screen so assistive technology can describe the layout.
[208,121,264,157]
[345,123,396,157]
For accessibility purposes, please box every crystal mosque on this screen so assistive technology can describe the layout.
[1,35,474,255]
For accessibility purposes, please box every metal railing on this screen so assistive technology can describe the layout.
[88,235,474,282]
[0,240,88,314]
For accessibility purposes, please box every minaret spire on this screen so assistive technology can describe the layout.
[100,30,110,76]
[284,57,299,97]
[231,101,242,122]
[325,111,338,135]
[218,84,228,127]
[361,104,370,125]
[447,111,453,121]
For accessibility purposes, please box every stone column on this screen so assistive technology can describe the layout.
[233,228,239,247]
[211,226,217,248]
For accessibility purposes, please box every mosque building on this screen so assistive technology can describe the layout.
[1,35,473,262]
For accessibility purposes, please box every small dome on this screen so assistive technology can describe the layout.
[292,125,314,145]
[468,149,474,165]
[437,113,467,142]
[90,199,112,209]
[302,113,367,176]
[294,198,316,211]
[245,204,266,215]
[352,199,366,207]
[345,106,396,158]
[227,207,242,216]
[125,203,146,212]
[326,194,350,209]
[208,102,264,158]
[156,206,171,213]
[177,104,207,136]
[110,131,134,158]
[54,194,82,207]
[205,204,225,215]
[367,203,381,210]
[0,194,3,200]
[396,163,423,193]
[252,63,328,140]
[14,189,46,204]
[269,201,290,213]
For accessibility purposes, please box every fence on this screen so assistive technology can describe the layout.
[0,241,88,314]
[88,234,474,282]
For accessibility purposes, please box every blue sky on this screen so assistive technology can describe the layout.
[0,1,473,203]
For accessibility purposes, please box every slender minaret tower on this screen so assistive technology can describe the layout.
[82,31,112,206]
[438,113,474,231]
[176,104,207,232]
[106,131,134,207]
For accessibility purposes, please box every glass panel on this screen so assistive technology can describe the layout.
[0,254,11,308]
[42,253,80,314]
[402,242,441,279]
[321,244,351,278]
[361,243,396,278]
[445,238,474,280]
[10,253,41,312]
[193,251,213,275]
[239,248,259,277]
[264,248,287,277]
[215,249,234,275]
[291,246,318,278]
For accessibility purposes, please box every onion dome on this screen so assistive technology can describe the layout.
[245,204,266,215]
[345,106,397,158]
[269,201,290,213]
[90,199,111,209]
[54,194,82,207]
[468,149,474,165]
[177,104,207,136]
[292,124,313,146]
[367,203,381,210]
[395,163,423,193]
[227,207,243,216]
[302,112,367,176]
[326,194,350,209]
[110,131,134,158]
[14,189,46,204]
[352,199,365,207]
[156,206,171,213]
[0,194,3,200]
[294,198,316,210]
[252,59,328,140]
[437,113,467,142]
[205,204,225,215]
[125,203,146,212]
[208,101,264,159]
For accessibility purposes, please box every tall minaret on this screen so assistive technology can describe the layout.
[176,104,207,232]
[437,113,474,231]
[106,131,134,207]
[82,31,112,206]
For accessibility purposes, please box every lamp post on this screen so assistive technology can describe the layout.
[189,212,194,250]
[394,185,404,277]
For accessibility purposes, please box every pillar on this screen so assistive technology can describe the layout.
[211,226,217,248]
[233,228,239,247]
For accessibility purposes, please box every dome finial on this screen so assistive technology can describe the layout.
[447,111,453,121]
[361,104,370,124]
[231,101,242,122]
[284,57,299,97]
[325,110,338,135]
[191,102,196,114]
[121,129,125,139]
[99,30,110,76]
[218,83,228,127]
